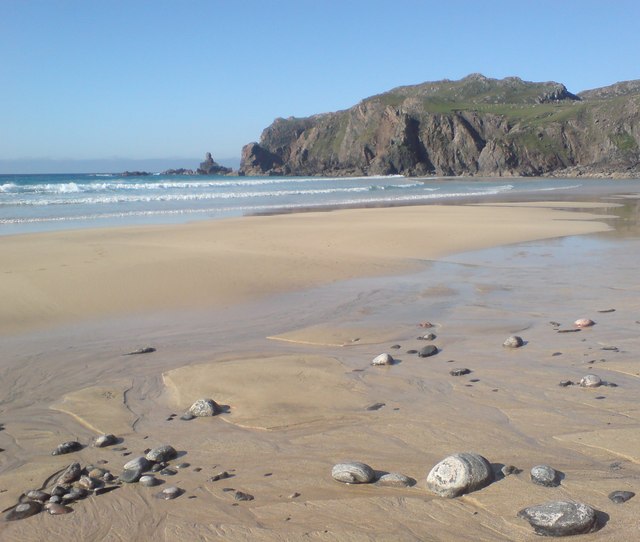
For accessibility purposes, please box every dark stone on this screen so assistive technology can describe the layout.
[530,465,560,487]
[56,462,82,485]
[406,349,418,354]
[365,402,386,411]
[4,501,42,521]
[390,344,401,349]
[517,501,598,536]
[210,471,231,482]
[501,465,522,476]
[119,468,143,483]
[233,490,254,502]
[146,445,177,463]
[449,368,471,376]
[608,490,635,503]
[418,345,439,358]
[124,346,156,355]
[52,441,82,455]
[160,468,177,476]
[559,380,574,387]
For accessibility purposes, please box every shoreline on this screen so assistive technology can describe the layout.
[1,192,640,540]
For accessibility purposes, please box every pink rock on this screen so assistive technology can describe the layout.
[574,318,595,328]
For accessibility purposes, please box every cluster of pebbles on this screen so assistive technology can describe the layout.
[358,313,634,536]
[1,397,240,523]
[2,436,187,522]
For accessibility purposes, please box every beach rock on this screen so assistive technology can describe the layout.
[234,490,254,501]
[530,464,560,487]
[371,353,394,366]
[76,475,101,490]
[176,462,190,469]
[160,467,177,476]
[146,444,177,463]
[45,502,73,515]
[608,490,635,503]
[390,344,401,349]
[51,485,68,497]
[449,368,471,376]
[579,374,602,388]
[501,465,522,476]
[426,452,494,498]
[62,488,88,502]
[56,462,82,485]
[52,440,82,455]
[188,398,221,417]
[93,434,118,448]
[418,333,437,341]
[210,471,231,482]
[25,490,50,503]
[558,380,574,387]
[4,501,42,521]
[418,345,439,358]
[155,486,183,500]
[125,346,156,355]
[517,501,598,536]
[574,318,595,328]
[124,456,151,472]
[419,322,434,328]
[377,472,416,487]
[139,475,160,487]
[119,468,143,483]
[503,335,524,348]
[331,462,376,484]
[365,402,386,411]
[406,349,418,354]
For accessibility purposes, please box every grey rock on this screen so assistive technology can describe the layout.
[180,412,196,421]
[449,368,471,376]
[418,333,437,341]
[76,475,101,490]
[25,490,50,502]
[56,462,82,485]
[93,434,118,448]
[4,501,42,521]
[426,452,494,498]
[139,475,160,487]
[125,346,156,355]
[52,440,82,455]
[377,472,416,487]
[188,398,221,417]
[123,456,151,472]
[155,486,183,500]
[146,444,177,463]
[210,471,231,482]
[530,464,560,487]
[233,490,254,501]
[517,501,598,536]
[558,380,574,387]
[579,374,602,388]
[371,353,394,366]
[501,465,522,476]
[503,335,524,348]
[331,461,375,484]
[418,345,439,358]
[365,402,386,411]
[119,468,143,483]
[62,487,88,502]
[608,490,635,503]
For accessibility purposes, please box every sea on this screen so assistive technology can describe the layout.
[1,172,639,236]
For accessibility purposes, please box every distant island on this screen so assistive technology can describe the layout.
[120,153,234,176]
[238,74,640,178]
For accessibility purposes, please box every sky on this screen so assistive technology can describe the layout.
[1,0,639,173]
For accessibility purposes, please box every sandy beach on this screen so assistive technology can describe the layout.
[1,195,640,540]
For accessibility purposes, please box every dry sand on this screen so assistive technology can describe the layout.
[1,199,640,540]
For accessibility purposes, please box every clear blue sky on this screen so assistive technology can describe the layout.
[1,0,638,172]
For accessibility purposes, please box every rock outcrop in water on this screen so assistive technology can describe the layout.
[239,74,640,178]
[197,152,233,175]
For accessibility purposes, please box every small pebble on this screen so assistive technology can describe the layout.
[530,465,560,487]
[390,344,401,349]
[210,471,231,482]
[288,492,301,499]
[365,402,385,411]
[377,472,416,488]
[154,486,183,500]
[45,502,73,515]
[559,380,574,387]
[449,368,471,376]
[233,491,254,502]
[574,318,595,328]
[503,336,524,348]
[160,468,177,476]
[579,374,602,388]
[418,345,438,358]
[371,353,394,366]
[139,475,160,487]
[501,465,522,476]
[608,490,634,503]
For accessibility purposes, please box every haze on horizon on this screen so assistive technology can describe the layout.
[1,0,639,173]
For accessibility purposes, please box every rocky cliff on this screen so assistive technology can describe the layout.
[240,74,640,177]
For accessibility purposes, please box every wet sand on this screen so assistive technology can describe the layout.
[1,196,640,540]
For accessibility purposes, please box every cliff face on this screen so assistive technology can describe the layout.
[240,74,640,177]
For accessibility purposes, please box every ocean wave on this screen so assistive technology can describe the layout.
[0,174,410,195]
